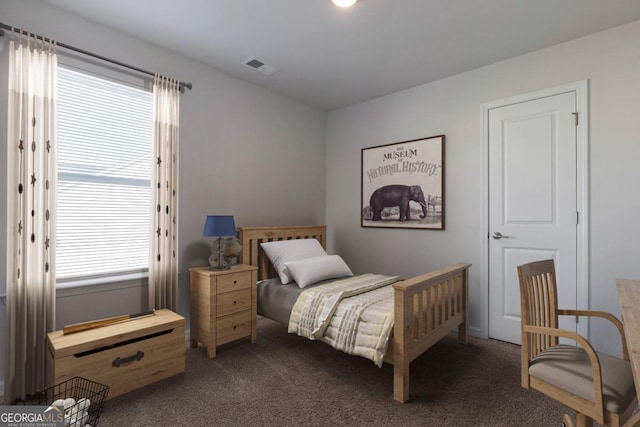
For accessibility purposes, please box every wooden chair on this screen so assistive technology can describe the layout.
[518,259,638,427]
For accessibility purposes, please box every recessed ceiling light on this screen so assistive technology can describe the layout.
[332,0,358,8]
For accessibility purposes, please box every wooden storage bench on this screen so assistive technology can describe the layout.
[46,309,185,399]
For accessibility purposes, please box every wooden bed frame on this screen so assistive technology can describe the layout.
[238,225,471,403]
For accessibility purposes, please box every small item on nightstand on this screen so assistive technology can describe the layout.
[223,236,243,258]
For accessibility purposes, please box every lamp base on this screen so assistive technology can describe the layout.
[208,238,229,270]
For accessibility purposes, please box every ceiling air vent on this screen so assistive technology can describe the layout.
[242,56,280,76]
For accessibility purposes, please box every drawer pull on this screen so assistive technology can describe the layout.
[233,301,237,305]
[112,351,144,368]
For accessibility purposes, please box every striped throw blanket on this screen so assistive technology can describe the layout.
[288,274,401,367]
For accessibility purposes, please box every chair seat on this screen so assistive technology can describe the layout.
[529,344,635,414]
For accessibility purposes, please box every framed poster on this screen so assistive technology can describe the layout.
[361,135,444,230]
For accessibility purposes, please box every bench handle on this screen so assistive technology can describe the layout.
[112,351,144,367]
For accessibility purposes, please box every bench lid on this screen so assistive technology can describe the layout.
[48,309,184,358]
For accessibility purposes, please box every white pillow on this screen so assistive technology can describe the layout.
[260,239,328,284]
[285,255,353,289]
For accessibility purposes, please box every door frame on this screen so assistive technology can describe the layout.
[479,80,590,340]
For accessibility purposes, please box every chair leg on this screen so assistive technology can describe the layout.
[562,413,575,427]
[561,412,594,427]
[624,410,640,427]
[575,413,593,427]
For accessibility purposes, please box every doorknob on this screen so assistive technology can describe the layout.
[492,232,510,240]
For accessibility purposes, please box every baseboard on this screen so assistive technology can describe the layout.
[469,325,482,338]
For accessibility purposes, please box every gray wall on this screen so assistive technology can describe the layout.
[326,20,640,354]
[0,0,326,393]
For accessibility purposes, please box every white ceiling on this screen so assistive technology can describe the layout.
[43,0,640,111]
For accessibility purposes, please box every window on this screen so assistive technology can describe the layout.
[56,67,153,282]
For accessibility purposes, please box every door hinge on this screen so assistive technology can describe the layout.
[572,112,579,126]
[576,211,579,225]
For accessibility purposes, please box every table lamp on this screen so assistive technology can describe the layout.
[202,215,237,270]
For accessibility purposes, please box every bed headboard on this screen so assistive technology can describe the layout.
[238,225,327,281]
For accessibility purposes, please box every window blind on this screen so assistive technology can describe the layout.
[57,66,153,281]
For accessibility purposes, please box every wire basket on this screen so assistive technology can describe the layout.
[15,376,109,427]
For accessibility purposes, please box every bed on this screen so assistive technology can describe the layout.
[238,225,471,403]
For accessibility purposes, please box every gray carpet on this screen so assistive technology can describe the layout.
[99,318,567,426]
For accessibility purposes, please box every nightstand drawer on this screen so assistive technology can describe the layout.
[216,311,251,345]
[217,271,251,293]
[217,289,251,317]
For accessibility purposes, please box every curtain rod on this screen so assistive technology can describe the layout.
[0,22,192,93]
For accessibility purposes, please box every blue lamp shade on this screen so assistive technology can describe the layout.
[202,215,236,237]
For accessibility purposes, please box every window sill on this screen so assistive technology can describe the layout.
[57,272,149,298]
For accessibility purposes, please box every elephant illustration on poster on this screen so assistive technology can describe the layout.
[369,184,428,221]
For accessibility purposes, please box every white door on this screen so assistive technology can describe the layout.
[488,91,578,344]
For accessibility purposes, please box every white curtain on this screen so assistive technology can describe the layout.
[5,32,58,402]
[149,75,180,311]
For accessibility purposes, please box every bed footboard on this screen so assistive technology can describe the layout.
[392,262,471,403]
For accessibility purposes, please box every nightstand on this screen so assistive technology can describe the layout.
[189,264,258,358]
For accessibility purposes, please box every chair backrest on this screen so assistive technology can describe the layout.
[517,259,560,362]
